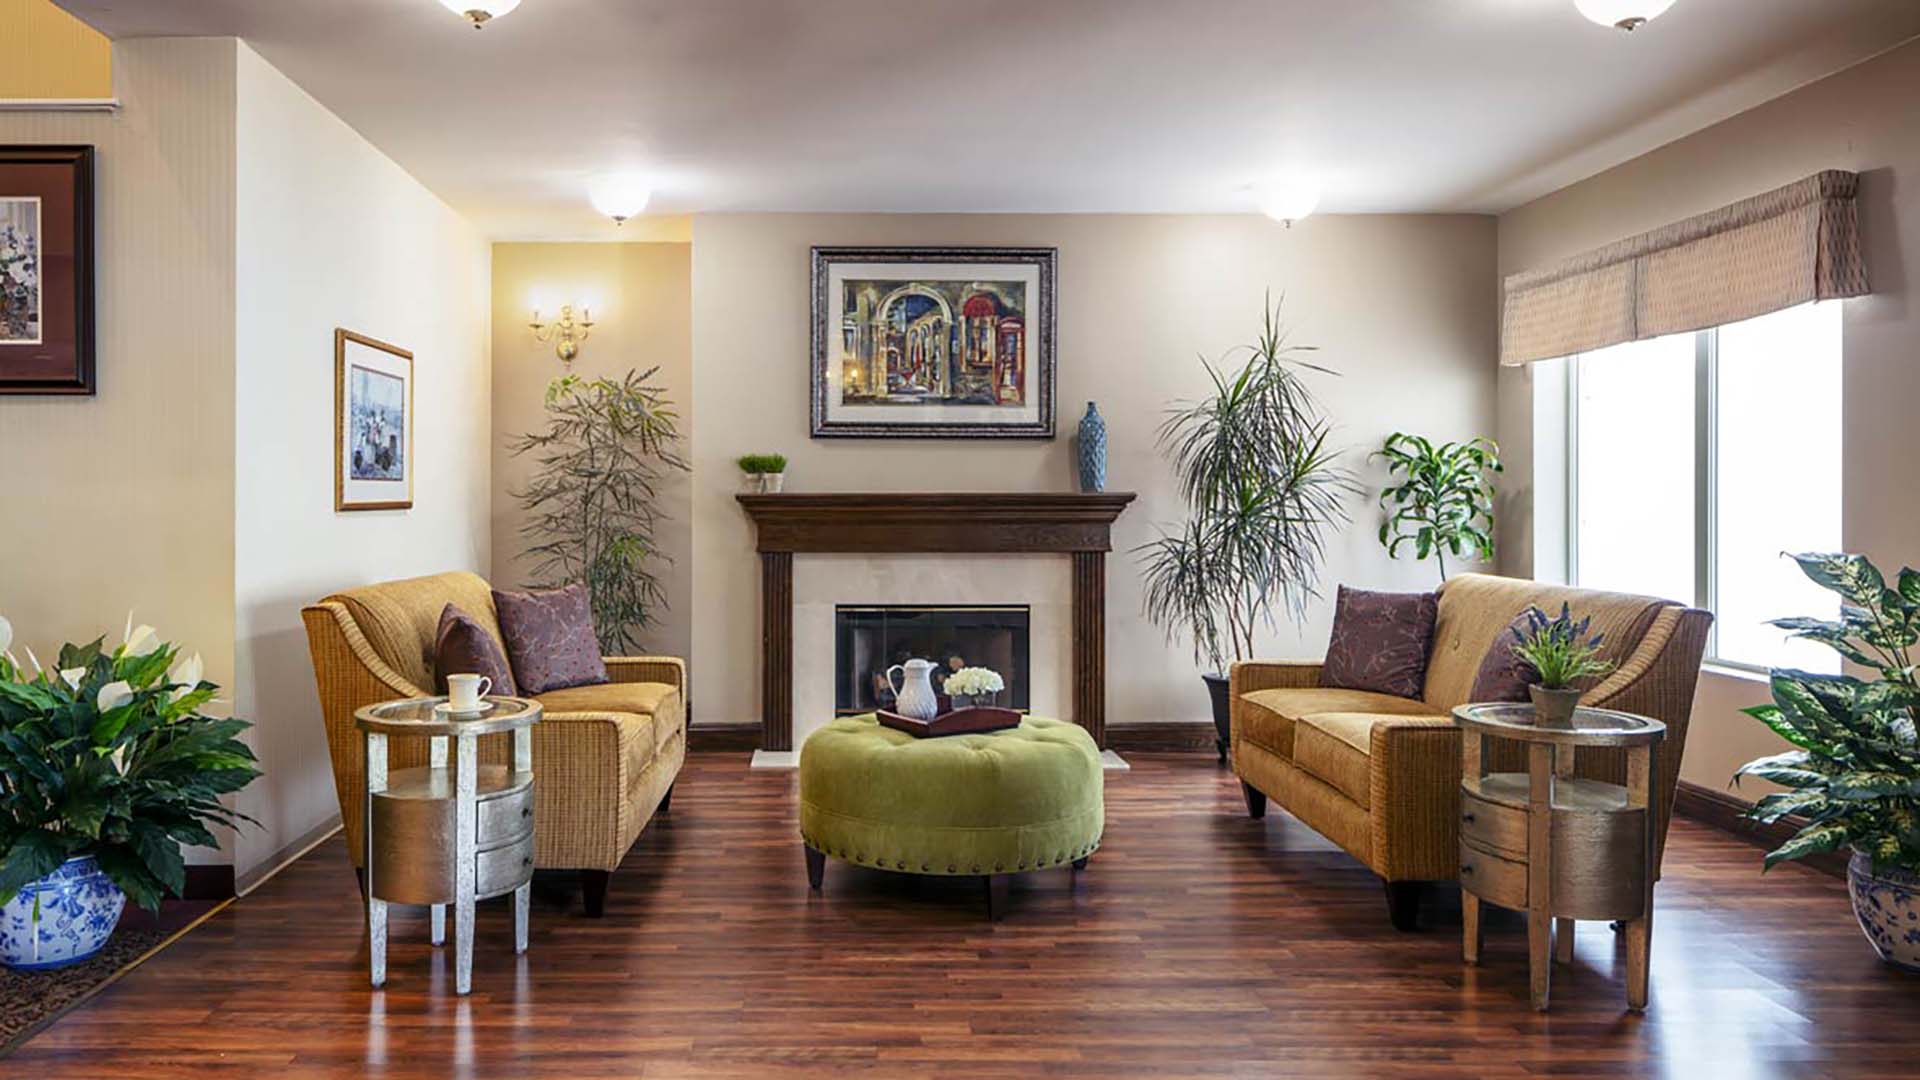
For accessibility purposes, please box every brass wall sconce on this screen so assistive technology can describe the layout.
[529,304,593,363]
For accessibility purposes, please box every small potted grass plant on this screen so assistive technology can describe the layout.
[1508,603,1615,725]
[738,453,788,494]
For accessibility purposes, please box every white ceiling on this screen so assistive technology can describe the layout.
[58,0,1920,238]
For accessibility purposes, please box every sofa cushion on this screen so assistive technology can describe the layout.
[434,603,518,697]
[494,583,610,694]
[1295,712,1433,811]
[1319,586,1439,698]
[1237,687,1436,759]
[1424,575,1670,711]
[534,681,682,756]
[327,571,502,693]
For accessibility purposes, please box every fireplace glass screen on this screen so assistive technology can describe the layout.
[834,605,1031,715]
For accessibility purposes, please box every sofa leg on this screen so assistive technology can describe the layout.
[659,782,674,814]
[1384,880,1422,932]
[582,870,611,918]
[804,844,825,891]
[355,867,367,903]
[1241,781,1267,820]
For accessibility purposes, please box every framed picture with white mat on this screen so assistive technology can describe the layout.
[334,328,413,511]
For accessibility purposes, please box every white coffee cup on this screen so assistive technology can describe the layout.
[447,673,492,712]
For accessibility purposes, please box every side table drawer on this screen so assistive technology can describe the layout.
[1459,841,1528,910]
[477,833,535,899]
[479,784,534,846]
[1460,787,1527,857]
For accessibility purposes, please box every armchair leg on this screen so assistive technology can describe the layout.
[1241,781,1267,820]
[582,870,611,918]
[1385,880,1422,932]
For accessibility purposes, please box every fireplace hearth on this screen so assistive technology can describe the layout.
[835,605,1031,716]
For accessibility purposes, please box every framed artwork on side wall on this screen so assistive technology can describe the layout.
[810,246,1056,438]
[0,145,94,395]
[334,328,414,511]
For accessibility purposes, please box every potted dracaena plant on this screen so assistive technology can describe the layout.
[1138,293,1355,763]
[1374,433,1501,581]
[1734,552,1920,972]
[0,614,260,969]
[1507,603,1616,725]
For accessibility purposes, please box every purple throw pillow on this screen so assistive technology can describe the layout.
[1468,611,1537,703]
[1319,586,1439,699]
[434,604,518,697]
[492,583,609,695]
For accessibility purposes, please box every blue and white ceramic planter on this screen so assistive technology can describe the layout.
[1,854,126,970]
[1848,850,1920,973]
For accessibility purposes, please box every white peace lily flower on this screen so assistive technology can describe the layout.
[24,643,43,674]
[168,652,204,703]
[96,679,134,712]
[120,616,162,658]
[110,744,129,775]
[0,613,12,655]
[60,667,87,690]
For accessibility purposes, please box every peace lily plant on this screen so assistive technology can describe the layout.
[0,613,260,968]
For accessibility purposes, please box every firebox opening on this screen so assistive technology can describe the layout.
[834,604,1032,716]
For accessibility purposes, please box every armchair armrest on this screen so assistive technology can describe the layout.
[1367,716,1464,882]
[604,655,685,694]
[1228,660,1323,698]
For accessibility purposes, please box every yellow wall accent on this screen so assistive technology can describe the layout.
[0,0,112,99]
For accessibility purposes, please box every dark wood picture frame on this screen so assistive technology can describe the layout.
[334,328,415,512]
[0,145,95,395]
[810,245,1057,439]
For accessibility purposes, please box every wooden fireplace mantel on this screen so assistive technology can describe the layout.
[736,492,1136,751]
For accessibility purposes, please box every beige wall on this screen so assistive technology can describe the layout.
[1495,38,1920,791]
[691,213,1498,733]
[0,0,110,99]
[232,43,493,885]
[0,39,238,861]
[490,243,694,667]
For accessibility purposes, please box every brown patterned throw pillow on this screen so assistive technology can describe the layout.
[434,603,518,697]
[1319,586,1439,699]
[492,583,609,695]
[1467,611,1536,703]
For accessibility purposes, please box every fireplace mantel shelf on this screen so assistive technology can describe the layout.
[736,491,1137,753]
[736,492,1137,554]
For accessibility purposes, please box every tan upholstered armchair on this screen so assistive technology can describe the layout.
[302,571,686,916]
[1229,574,1710,929]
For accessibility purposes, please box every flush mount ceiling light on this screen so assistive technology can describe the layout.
[589,175,651,224]
[439,0,520,29]
[1256,181,1321,226]
[1575,0,1676,32]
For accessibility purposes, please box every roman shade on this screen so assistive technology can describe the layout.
[1501,170,1869,366]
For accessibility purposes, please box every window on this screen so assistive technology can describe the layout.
[1566,302,1842,672]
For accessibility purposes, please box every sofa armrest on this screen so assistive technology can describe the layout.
[604,655,686,694]
[1228,660,1323,698]
[526,710,648,871]
[1367,716,1464,883]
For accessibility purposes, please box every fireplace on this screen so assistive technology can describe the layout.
[835,605,1031,716]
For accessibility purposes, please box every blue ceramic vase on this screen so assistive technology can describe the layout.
[1076,402,1108,493]
[0,854,126,969]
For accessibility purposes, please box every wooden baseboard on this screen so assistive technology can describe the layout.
[1672,779,1846,879]
[1108,722,1217,753]
[688,723,762,752]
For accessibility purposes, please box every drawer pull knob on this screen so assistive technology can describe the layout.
[1462,812,1476,823]
[521,807,533,818]
[1460,865,1475,875]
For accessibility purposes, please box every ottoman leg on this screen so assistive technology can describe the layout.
[1072,856,1089,871]
[985,874,1009,921]
[804,844,825,891]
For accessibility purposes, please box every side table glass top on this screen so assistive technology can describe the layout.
[1452,702,1664,745]
[354,695,542,737]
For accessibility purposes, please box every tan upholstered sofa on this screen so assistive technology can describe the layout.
[1230,573,1710,929]
[302,571,685,916]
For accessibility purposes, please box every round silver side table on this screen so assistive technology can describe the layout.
[353,695,542,995]
[1452,702,1665,1013]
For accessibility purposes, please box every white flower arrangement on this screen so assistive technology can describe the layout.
[943,666,1005,697]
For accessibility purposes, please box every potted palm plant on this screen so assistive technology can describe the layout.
[0,615,260,969]
[1374,433,1501,581]
[1138,294,1354,762]
[1735,552,1920,972]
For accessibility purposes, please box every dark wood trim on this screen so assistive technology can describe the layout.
[182,864,235,901]
[736,492,1136,554]
[689,723,763,752]
[1107,722,1217,753]
[1071,550,1106,748]
[761,550,794,752]
[1671,779,1845,879]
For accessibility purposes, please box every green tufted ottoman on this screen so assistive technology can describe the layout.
[798,713,1104,919]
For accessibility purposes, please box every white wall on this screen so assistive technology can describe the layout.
[691,213,1498,734]
[0,39,239,863]
[233,43,491,885]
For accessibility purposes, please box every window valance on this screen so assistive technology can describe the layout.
[1500,170,1869,366]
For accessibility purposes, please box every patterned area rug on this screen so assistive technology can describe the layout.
[0,929,168,1055]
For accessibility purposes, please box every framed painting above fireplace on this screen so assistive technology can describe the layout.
[810,246,1056,439]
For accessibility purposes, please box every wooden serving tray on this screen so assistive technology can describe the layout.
[878,706,1023,738]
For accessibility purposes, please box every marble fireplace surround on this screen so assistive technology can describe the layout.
[735,493,1136,766]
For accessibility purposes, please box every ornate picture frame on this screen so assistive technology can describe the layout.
[810,246,1056,439]
[334,328,414,511]
[0,145,95,395]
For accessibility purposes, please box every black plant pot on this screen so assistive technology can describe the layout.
[1202,672,1231,764]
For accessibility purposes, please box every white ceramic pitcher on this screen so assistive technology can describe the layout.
[886,658,941,721]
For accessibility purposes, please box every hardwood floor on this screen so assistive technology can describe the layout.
[13,751,1920,1078]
